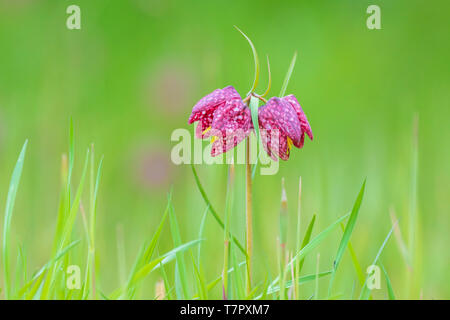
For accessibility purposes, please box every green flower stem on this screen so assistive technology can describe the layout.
[245,138,253,295]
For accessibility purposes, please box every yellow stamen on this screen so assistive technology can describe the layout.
[202,126,211,135]
[287,137,293,154]
[211,136,217,143]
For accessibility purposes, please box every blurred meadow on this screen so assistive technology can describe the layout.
[0,0,449,299]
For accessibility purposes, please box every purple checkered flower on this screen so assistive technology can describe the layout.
[188,86,252,156]
[258,95,313,160]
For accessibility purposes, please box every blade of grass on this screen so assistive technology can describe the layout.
[389,208,411,268]
[380,262,396,300]
[234,26,260,94]
[59,148,90,250]
[259,271,332,297]
[333,180,366,271]
[88,149,103,299]
[294,177,302,299]
[14,244,27,291]
[297,213,316,274]
[339,223,365,286]
[197,205,209,265]
[41,148,90,299]
[328,180,366,296]
[2,140,27,299]
[279,178,288,299]
[249,96,261,179]
[191,164,247,257]
[231,243,245,299]
[359,220,397,300]
[269,212,349,289]
[190,251,207,300]
[261,55,272,97]
[132,239,203,284]
[68,119,74,187]
[223,163,235,298]
[18,240,80,299]
[293,213,349,265]
[279,52,297,97]
[159,258,173,300]
[315,253,320,300]
[168,193,190,299]
[122,196,171,296]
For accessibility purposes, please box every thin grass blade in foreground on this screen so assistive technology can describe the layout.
[389,207,411,268]
[278,178,288,299]
[197,205,209,265]
[86,146,104,299]
[380,262,396,300]
[333,180,366,270]
[191,164,247,257]
[294,177,302,299]
[2,140,28,299]
[223,164,235,298]
[297,213,316,274]
[120,191,172,298]
[18,240,80,299]
[279,52,297,97]
[314,253,320,300]
[268,212,349,290]
[359,220,398,300]
[231,244,245,299]
[168,193,190,299]
[259,271,332,298]
[40,148,90,299]
[339,223,365,286]
[328,179,366,296]
[190,251,207,299]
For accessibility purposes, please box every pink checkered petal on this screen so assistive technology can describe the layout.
[258,97,302,146]
[210,128,249,157]
[189,86,241,123]
[283,95,313,146]
[260,129,278,161]
[211,99,252,133]
[188,86,242,139]
[259,127,291,161]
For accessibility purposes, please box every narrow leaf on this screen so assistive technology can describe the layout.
[191,164,247,257]
[2,140,28,299]
[360,221,397,300]
[279,52,297,97]
[381,263,396,300]
[234,26,260,93]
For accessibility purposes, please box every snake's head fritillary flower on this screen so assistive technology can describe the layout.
[258,95,313,161]
[209,96,252,156]
[188,86,238,138]
[188,86,252,156]
[282,95,313,147]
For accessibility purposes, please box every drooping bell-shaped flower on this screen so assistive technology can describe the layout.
[258,95,313,161]
[188,86,252,156]
[282,95,313,148]
[188,28,313,161]
[188,86,238,138]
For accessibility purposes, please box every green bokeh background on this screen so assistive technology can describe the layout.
[0,0,449,298]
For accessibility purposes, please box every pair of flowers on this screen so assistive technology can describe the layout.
[188,86,313,161]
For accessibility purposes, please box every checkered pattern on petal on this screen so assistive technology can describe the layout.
[260,128,290,161]
[258,97,302,160]
[188,86,242,139]
[208,98,252,156]
[282,95,313,148]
